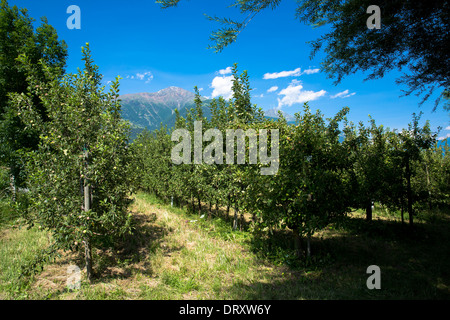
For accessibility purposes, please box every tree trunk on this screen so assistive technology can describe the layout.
[84,238,93,283]
[366,200,373,221]
[9,174,16,203]
[84,178,93,283]
[226,203,230,221]
[208,201,212,219]
[233,207,238,231]
[191,195,195,213]
[400,198,404,225]
[240,210,244,231]
[406,159,414,226]
[293,227,302,259]
[425,163,432,211]
[400,171,405,225]
[306,234,311,258]
[197,196,202,215]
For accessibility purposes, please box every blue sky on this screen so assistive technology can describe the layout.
[10,0,450,138]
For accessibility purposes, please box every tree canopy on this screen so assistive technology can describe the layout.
[11,44,135,280]
[0,0,68,188]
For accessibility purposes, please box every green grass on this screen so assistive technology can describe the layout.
[0,204,52,299]
[1,193,449,300]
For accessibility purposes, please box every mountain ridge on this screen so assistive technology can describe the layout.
[120,87,450,146]
[120,86,295,138]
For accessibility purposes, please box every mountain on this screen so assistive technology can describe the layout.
[264,108,296,122]
[120,86,196,131]
[120,90,450,147]
[120,86,296,139]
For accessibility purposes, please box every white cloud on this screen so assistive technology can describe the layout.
[218,66,233,75]
[267,86,278,93]
[277,80,326,108]
[210,75,234,99]
[126,71,154,83]
[438,132,450,140]
[301,68,320,75]
[263,68,301,80]
[263,67,320,80]
[445,126,450,130]
[330,89,356,99]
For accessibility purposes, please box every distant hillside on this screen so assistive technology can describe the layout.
[120,86,296,139]
[120,90,449,146]
[120,86,198,132]
[264,108,296,122]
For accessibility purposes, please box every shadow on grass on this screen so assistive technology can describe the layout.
[90,209,183,283]
[234,215,450,299]
[180,199,256,232]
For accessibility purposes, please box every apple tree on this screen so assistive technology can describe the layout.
[12,44,135,281]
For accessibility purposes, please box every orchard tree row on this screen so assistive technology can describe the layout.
[132,64,449,258]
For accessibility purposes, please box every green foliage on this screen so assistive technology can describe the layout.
[11,44,135,255]
[0,0,68,188]
[132,126,173,200]
[251,104,352,251]
[0,166,9,198]
[205,0,282,53]
[131,63,448,259]
[343,117,393,220]
[411,137,449,211]
[0,198,14,227]
[133,64,350,256]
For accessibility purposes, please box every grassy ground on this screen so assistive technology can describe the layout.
[1,193,449,300]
